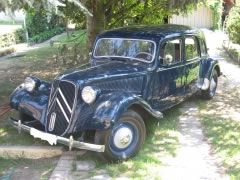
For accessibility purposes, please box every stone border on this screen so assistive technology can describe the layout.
[49,150,86,180]
[0,145,63,159]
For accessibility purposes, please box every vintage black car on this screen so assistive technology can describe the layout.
[9,24,220,162]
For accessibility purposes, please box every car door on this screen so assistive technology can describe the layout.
[183,36,201,94]
[151,37,185,111]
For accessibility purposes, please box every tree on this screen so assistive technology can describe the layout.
[62,0,199,49]
[0,0,199,49]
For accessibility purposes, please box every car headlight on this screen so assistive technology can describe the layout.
[24,77,37,92]
[81,86,97,104]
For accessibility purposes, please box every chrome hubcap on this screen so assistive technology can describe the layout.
[113,127,133,149]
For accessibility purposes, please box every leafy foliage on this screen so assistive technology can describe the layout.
[0,28,25,48]
[26,7,48,37]
[0,47,15,57]
[206,0,223,30]
[226,5,240,44]
[29,27,64,43]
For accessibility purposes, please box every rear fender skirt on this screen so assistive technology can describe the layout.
[198,58,220,90]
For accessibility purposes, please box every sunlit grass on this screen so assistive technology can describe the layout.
[76,108,181,179]
[57,30,87,44]
[197,86,240,178]
[200,115,240,178]
[0,156,57,179]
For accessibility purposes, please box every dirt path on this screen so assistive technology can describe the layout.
[0,32,66,61]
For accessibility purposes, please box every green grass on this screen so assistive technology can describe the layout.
[196,87,240,179]
[200,115,240,178]
[76,108,181,179]
[57,30,87,44]
[0,113,49,145]
[0,156,57,179]
[0,30,88,146]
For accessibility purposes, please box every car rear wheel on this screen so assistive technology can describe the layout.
[94,110,146,162]
[201,69,218,99]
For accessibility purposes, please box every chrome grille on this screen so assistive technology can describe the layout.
[46,80,76,136]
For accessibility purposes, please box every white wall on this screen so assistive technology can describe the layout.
[169,6,213,29]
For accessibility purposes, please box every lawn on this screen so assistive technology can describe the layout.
[0,29,182,178]
[0,30,87,146]
[0,30,86,177]
[197,85,240,179]
[76,108,181,179]
[0,25,22,35]
[0,156,57,179]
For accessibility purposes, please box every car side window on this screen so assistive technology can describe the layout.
[161,39,181,66]
[184,37,199,61]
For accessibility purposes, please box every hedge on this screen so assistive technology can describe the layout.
[0,29,25,48]
[29,27,65,44]
[0,47,15,57]
[226,6,240,44]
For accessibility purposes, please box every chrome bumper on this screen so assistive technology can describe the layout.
[9,117,105,153]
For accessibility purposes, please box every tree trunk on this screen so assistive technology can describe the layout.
[86,1,105,51]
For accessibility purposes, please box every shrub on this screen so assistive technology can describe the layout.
[0,47,15,57]
[29,27,64,44]
[0,28,26,48]
[26,8,48,37]
[226,6,240,44]
[14,28,26,43]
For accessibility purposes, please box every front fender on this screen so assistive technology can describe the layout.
[9,81,51,125]
[82,92,162,130]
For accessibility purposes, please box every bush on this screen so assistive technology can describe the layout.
[0,28,26,48]
[26,8,49,37]
[0,47,15,57]
[226,6,240,44]
[29,27,64,44]
[14,28,26,43]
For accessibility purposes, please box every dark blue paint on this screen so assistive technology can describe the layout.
[9,24,221,138]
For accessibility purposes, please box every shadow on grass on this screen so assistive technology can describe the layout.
[0,112,48,146]
[0,156,58,179]
[77,107,181,179]
[200,115,240,178]
[195,85,240,178]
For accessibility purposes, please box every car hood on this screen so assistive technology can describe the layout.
[56,61,147,85]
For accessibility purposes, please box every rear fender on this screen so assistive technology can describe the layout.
[198,58,221,90]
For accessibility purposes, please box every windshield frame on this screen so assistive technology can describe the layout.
[93,38,157,63]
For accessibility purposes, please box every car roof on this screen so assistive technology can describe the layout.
[97,24,199,41]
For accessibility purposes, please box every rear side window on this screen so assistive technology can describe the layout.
[185,37,199,61]
[161,39,181,65]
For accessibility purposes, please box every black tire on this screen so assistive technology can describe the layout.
[201,69,218,99]
[94,110,146,162]
[19,112,34,122]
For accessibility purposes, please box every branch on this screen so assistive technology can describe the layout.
[66,0,93,17]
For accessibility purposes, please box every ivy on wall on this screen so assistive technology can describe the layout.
[206,0,223,30]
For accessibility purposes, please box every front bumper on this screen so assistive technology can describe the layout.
[9,117,105,153]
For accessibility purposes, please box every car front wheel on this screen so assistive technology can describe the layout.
[94,110,146,162]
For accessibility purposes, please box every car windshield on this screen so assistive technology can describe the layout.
[93,38,156,63]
